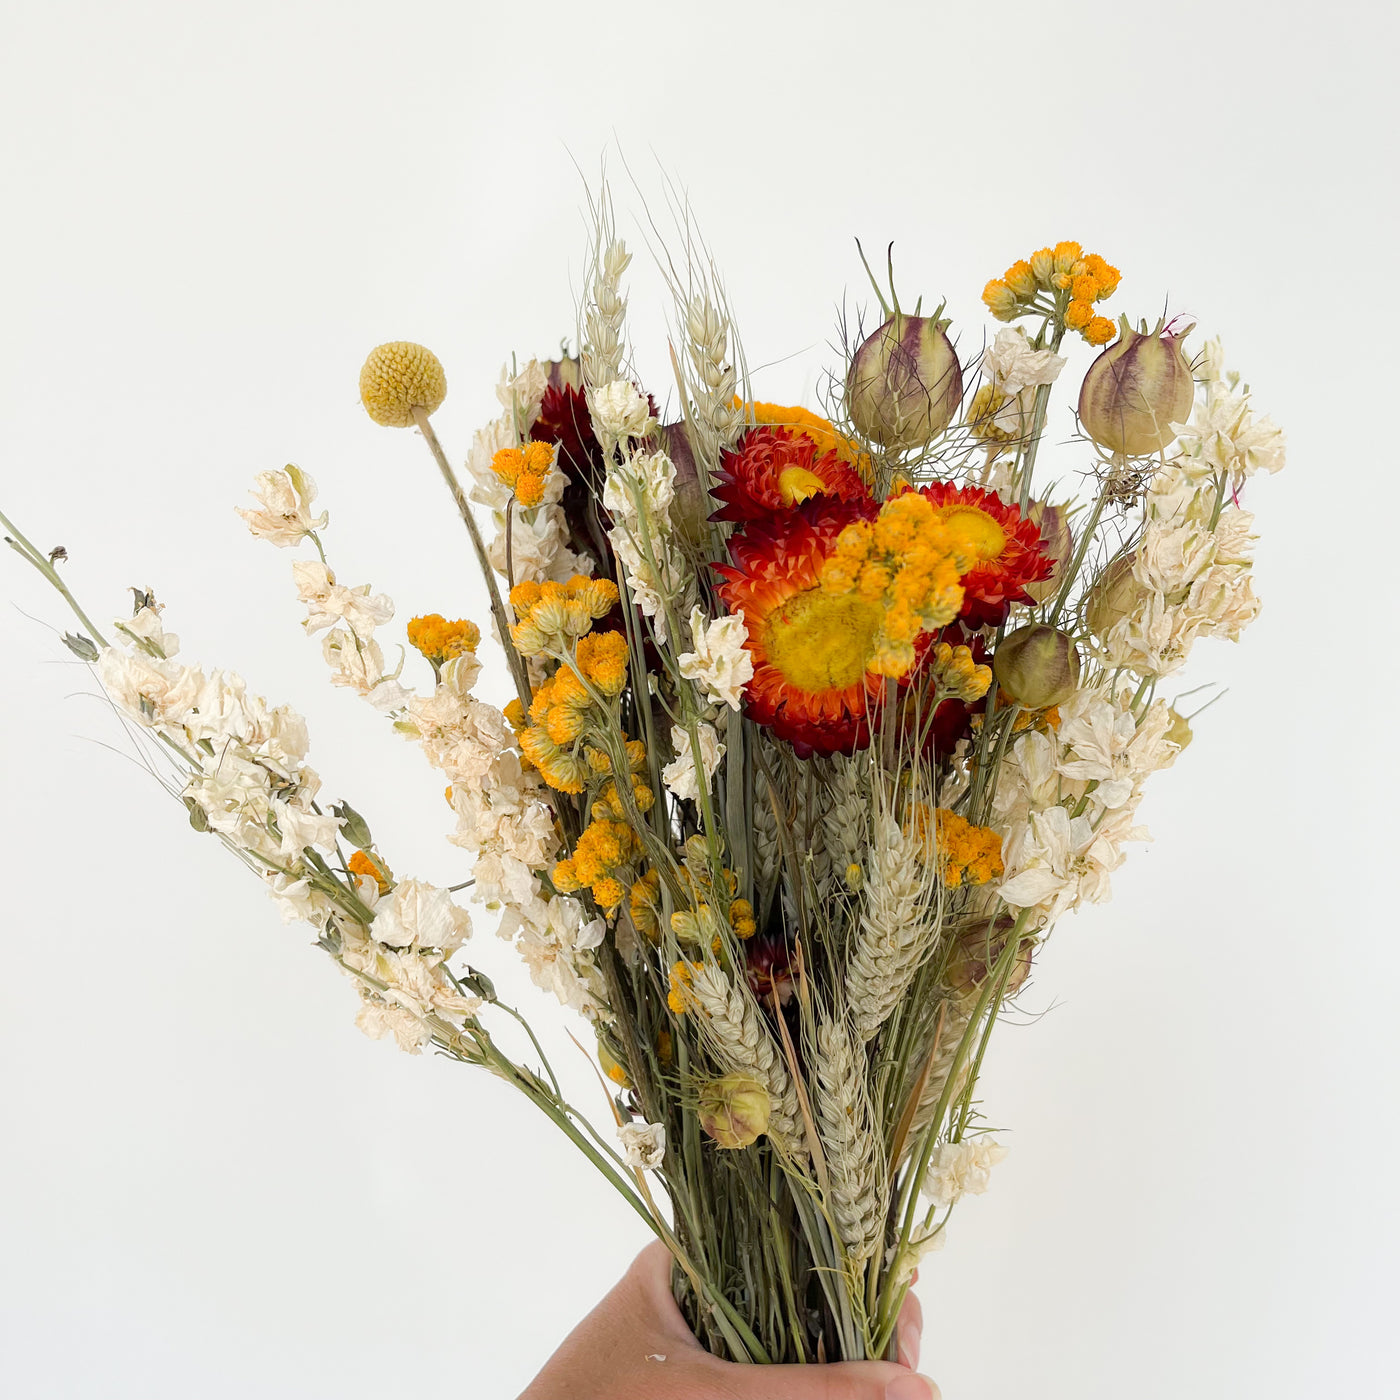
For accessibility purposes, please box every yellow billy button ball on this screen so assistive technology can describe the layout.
[359,341,447,427]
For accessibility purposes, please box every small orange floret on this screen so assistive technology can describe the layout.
[1084,316,1117,346]
[347,849,392,896]
[407,613,481,664]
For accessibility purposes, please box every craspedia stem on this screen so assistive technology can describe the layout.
[410,407,531,711]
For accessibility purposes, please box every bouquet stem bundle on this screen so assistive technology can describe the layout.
[2,195,1284,1365]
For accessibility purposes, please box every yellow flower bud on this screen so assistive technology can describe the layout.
[697,1074,772,1149]
[993,624,1080,710]
[359,341,447,428]
[1078,318,1194,457]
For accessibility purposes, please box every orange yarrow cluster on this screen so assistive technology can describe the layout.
[407,613,481,666]
[509,576,619,657]
[491,440,555,509]
[983,241,1121,346]
[553,817,643,915]
[818,492,970,679]
[933,807,1005,887]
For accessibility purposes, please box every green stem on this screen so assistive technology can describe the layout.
[410,407,532,713]
[0,506,110,647]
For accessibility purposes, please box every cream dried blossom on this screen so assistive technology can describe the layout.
[678,606,754,712]
[118,603,178,657]
[320,630,412,713]
[618,1120,667,1172]
[1054,690,1179,809]
[292,561,395,637]
[982,327,1066,396]
[663,723,724,802]
[923,1137,1007,1208]
[237,467,327,548]
[589,379,651,441]
[370,878,471,952]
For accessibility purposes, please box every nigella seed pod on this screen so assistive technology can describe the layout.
[1078,317,1195,457]
[993,624,1080,709]
[947,915,1034,1008]
[1083,554,1142,637]
[1021,500,1074,605]
[846,314,963,450]
[698,1074,772,1149]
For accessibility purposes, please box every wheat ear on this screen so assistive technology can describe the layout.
[814,1011,885,1261]
[845,814,937,1042]
[687,962,805,1159]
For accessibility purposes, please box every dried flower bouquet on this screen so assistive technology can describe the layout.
[2,193,1284,1366]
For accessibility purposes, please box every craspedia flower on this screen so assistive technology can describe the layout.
[359,342,447,427]
[918,482,1052,628]
[711,425,870,522]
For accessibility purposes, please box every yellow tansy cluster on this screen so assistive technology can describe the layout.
[520,664,593,790]
[668,959,701,1014]
[491,441,556,510]
[982,242,1121,346]
[933,807,1004,888]
[819,493,970,677]
[347,848,393,896]
[407,613,481,666]
[628,867,662,940]
[929,641,993,703]
[552,817,643,914]
[587,739,656,824]
[510,576,619,658]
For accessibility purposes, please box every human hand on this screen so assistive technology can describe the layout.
[519,1241,940,1400]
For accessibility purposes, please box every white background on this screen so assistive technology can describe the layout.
[2,2,1396,1396]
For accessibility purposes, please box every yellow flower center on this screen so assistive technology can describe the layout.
[777,466,827,505]
[937,504,1006,562]
[763,588,880,692]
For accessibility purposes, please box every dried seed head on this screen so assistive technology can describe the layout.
[1021,500,1074,604]
[993,624,1080,709]
[1078,318,1194,458]
[1084,554,1142,638]
[359,341,447,427]
[846,314,963,450]
[697,1073,772,1149]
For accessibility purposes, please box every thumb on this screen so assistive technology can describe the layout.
[722,1358,941,1400]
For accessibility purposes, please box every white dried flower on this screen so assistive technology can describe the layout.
[663,723,724,801]
[982,328,1066,396]
[923,1137,1008,1207]
[237,467,327,548]
[371,878,471,953]
[617,1120,667,1171]
[291,562,394,638]
[678,606,754,711]
[589,379,651,440]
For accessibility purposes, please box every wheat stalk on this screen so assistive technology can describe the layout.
[845,814,938,1042]
[814,1010,885,1261]
[687,961,806,1159]
[906,1000,972,1157]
